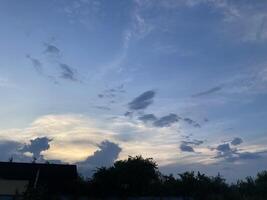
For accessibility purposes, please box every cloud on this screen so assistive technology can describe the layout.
[182,139,204,146]
[214,141,264,162]
[0,141,24,161]
[138,114,157,123]
[21,137,52,159]
[231,137,243,146]
[236,152,261,160]
[180,143,195,152]
[44,43,60,56]
[128,90,156,111]
[216,143,232,153]
[26,54,58,84]
[60,0,102,29]
[26,55,43,74]
[153,113,180,127]
[192,86,223,97]
[77,140,122,177]
[183,118,201,128]
[97,85,125,101]
[180,139,204,153]
[59,63,78,81]
[93,106,111,111]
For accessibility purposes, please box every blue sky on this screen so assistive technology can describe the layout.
[1,0,267,181]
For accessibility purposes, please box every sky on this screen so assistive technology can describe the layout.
[0,0,267,182]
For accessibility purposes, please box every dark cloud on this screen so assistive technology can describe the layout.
[214,141,263,162]
[128,90,156,110]
[138,114,157,123]
[26,55,43,74]
[182,139,204,146]
[0,138,62,164]
[183,118,201,128]
[59,63,77,81]
[0,141,24,161]
[21,137,52,159]
[77,140,122,177]
[124,111,133,117]
[237,152,261,160]
[180,139,204,153]
[153,113,180,127]
[231,137,243,146]
[44,43,60,55]
[136,112,200,129]
[180,143,195,152]
[94,106,111,111]
[192,86,223,97]
[214,143,238,161]
[225,152,262,162]
[216,143,232,152]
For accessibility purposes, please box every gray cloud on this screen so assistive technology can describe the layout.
[128,90,156,110]
[182,139,204,146]
[180,143,195,152]
[137,113,200,129]
[153,113,180,127]
[97,85,125,100]
[214,141,263,162]
[44,43,60,56]
[216,143,232,152]
[77,140,122,177]
[192,86,223,97]
[21,137,52,159]
[26,55,43,74]
[59,63,78,81]
[236,152,261,160]
[180,139,204,153]
[93,106,111,111]
[138,114,157,123]
[231,137,243,146]
[0,141,24,162]
[183,118,201,128]
[26,54,58,84]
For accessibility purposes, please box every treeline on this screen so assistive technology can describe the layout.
[26,156,267,200]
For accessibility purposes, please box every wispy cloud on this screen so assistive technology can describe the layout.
[59,63,78,82]
[26,54,58,84]
[60,0,102,30]
[93,106,111,111]
[44,43,60,56]
[183,118,201,128]
[128,90,156,111]
[26,55,43,74]
[192,86,223,97]
[153,113,180,128]
[138,114,157,123]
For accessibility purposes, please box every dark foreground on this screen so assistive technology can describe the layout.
[4,156,267,200]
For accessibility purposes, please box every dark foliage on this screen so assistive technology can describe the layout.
[23,155,267,199]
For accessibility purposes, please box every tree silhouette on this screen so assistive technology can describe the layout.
[19,155,267,199]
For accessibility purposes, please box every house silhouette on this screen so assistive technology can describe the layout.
[0,161,77,198]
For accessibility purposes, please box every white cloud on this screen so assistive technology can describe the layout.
[0,113,266,173]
